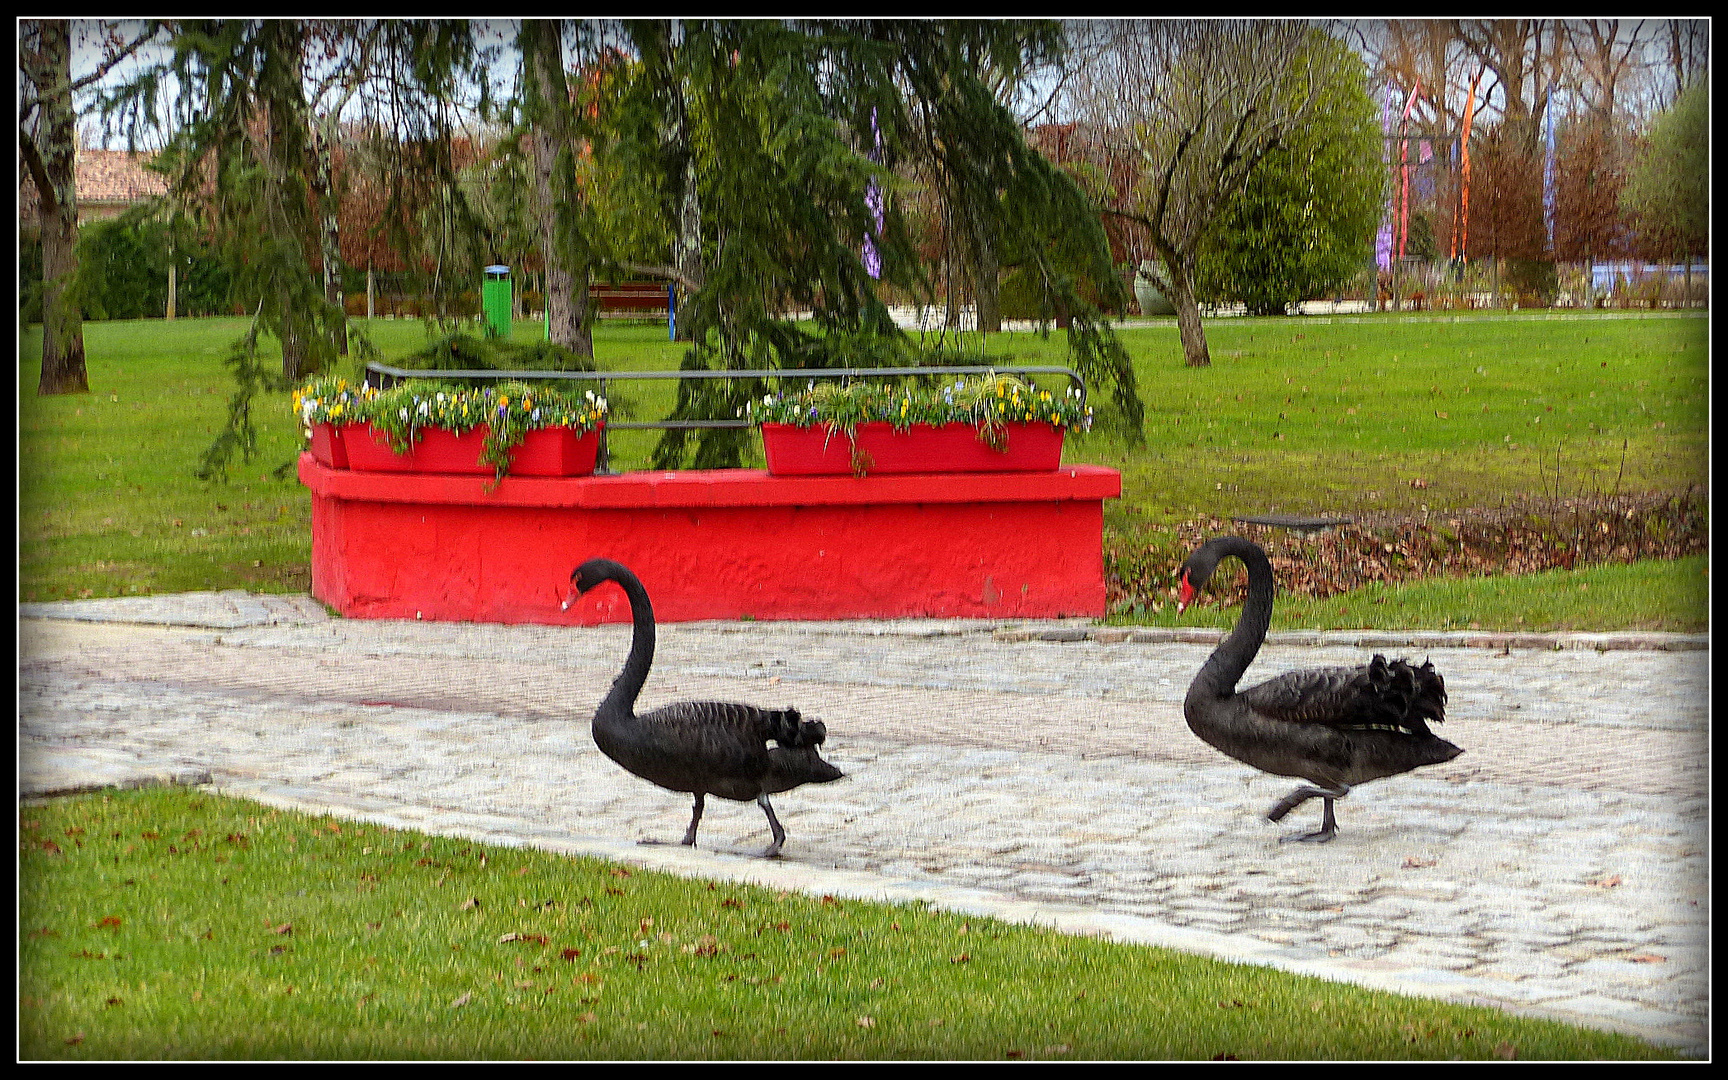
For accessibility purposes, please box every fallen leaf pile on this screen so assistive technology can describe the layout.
[1107,490,1707,609]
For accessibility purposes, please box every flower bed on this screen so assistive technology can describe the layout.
[743,372,1089,477]
[294,376,607,480]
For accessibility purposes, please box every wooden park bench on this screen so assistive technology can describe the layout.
[589,281,672,320]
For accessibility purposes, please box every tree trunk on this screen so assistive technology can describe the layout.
[28,20,88,396]
[673,149,703,342]
[972,205,1002,334]
[525,20,592,359]
[311,119,348,356]
[1164,259,1211,367]
[167,260,177,320]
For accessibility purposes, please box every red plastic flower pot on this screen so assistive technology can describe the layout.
[760,421,1064,477]
[341,423,602,477]
[308,422,349,468]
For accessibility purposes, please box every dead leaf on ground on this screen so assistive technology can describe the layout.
[1627,953,1667,964]
[271,923,293,935]
[1589,875,1623,888]
[1494,1042,1517,1060]
[451,992,473,1009]
[856,1016,876,1029]
[950,953,970,964]
[1402,856,1437,869]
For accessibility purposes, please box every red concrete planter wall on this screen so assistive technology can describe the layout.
[761,421,1064,476]
[299,454,1120,625]
[337,422,601,477]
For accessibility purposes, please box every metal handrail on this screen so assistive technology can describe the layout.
[363,362,1088,431]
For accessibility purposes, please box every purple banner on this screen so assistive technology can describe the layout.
[863,107,884,279]
[1376,82,1397,273]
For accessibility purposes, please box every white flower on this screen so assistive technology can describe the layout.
[419,400,430,414]
[596,397,607,410]
[436,392,446,403]
[399,407,409,420]
[584,389,595,401]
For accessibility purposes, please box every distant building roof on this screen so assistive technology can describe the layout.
[19,147,168,223]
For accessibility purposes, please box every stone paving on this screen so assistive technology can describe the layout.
[16,592,1710,1057]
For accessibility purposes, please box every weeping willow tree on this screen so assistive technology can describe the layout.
[593,19,1143,468]
[590,20,911,469]
[102,18,488,478]
[812,19,1143,438]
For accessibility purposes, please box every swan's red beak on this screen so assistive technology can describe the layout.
[561,583,582,612]
[1175,573,1195,614]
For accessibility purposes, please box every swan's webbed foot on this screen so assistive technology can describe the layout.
[1278,826,1338,844]
[641,793,704,848]
[758,793,787,859]
[1276,794,1340,843]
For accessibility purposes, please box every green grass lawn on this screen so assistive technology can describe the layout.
[20,787,1676,1061]
[18,311,1708,631]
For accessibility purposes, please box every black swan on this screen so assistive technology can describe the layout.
[1175,537,1462,843]
[564,558,843,857]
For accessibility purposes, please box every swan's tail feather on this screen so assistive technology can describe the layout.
[1364,655,1448,734]
[761,707,827,749]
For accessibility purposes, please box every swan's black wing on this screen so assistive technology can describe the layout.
[1239,655,1446,736]
[626,701,826,765]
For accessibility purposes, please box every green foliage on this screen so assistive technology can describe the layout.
[72,217,234,321]
[1194,32,1384,316]
[19,232,45,325]
[1503,259,1559,306]
[1622,81,1709,259]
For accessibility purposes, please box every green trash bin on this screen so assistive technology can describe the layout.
[482,264,512,339]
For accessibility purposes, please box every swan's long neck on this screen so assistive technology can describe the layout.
[1187,538,1275,703]
[599,567,656,719]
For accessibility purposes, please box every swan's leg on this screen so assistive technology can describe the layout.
[1273,784,1347,843]
[757,794,787,859]
[682,792,704,846]
[1267,786,1325,822]
[639,792,704,847]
